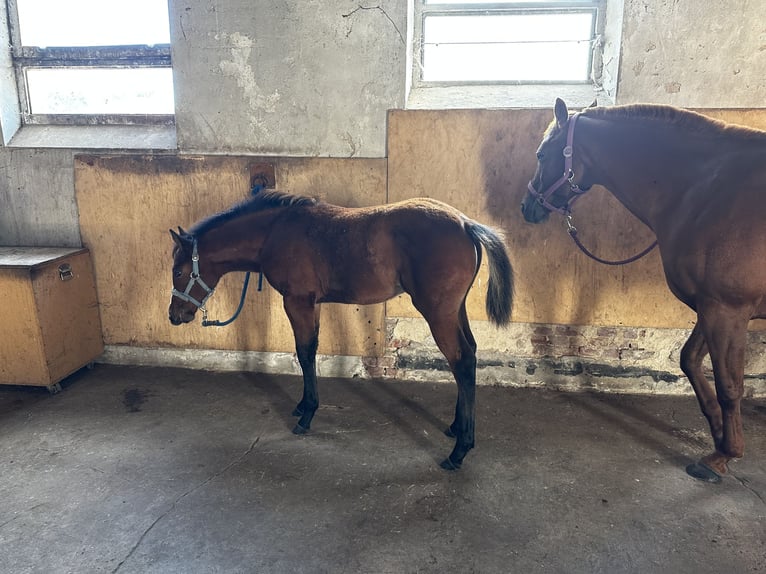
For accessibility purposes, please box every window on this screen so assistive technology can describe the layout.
[413,0,604,86]
[8,0,174,125]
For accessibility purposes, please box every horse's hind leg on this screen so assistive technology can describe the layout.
[445,305,477,439]
[283,295,321,434]
[680,323,725,481]
[688,304,749,481]
[419,304,477,470]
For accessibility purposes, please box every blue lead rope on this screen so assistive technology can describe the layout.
[201,270,263,327]
[201,181,267,327]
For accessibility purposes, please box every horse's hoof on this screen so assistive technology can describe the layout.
[685,462,722,483]
[440,457,461,471]
[292,424,309,435]
[443,427,456,438]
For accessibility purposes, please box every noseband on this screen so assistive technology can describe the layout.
[171,239,215,315]
[527,112,588,215]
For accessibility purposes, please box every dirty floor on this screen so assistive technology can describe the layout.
[1,364,764,573]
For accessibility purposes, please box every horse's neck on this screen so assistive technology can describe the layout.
[579,118,713,228]
[200,210,278,271]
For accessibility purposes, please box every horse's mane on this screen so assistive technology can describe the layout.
[580,104,766,141]
[190,190,318,236]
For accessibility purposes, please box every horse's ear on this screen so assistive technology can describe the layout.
[554,98,569,129]
[587,99,597,108]
[170,228,193,250]
[169,228,183,247]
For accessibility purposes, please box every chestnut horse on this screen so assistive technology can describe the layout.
[522,98,766,482]
[169,190,514,470]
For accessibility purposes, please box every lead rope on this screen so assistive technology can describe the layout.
[199,181,268,327]
[201,271,263,327]
[566,216,658,266]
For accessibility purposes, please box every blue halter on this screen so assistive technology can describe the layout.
[171,239,215,310]
[171,238,262,327]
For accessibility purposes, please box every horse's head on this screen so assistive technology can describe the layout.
[168,228,221,326]
[521,98,593,223]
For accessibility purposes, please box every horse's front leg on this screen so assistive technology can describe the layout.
[283,295,321,434]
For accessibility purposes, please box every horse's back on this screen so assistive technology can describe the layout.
[264,199,479,305]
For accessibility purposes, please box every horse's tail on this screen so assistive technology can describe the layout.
[464,221,514,327]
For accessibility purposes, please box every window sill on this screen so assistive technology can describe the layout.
[6,124,177,150]
[406,84,610,110]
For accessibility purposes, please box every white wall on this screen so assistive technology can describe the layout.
[170,0,406,157]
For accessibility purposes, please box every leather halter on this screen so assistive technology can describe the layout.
[527,112,659,266]
[526,112,588,215]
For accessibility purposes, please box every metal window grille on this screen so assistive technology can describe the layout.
[7,0,174,126]
[414,0,605,86]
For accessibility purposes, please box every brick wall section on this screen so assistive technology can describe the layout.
[531,324,656,363]
[373,317,766,396]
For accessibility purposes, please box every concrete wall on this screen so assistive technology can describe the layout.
[0,1,20,145]
[3,1,766,247]
[170,0,406,156]
[0,149,81,247]
[613,0,766,106]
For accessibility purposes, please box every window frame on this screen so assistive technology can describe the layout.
[412,0,606,89]
[6,0,174,127]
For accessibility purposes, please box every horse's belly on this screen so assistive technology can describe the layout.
[320,276,404,305]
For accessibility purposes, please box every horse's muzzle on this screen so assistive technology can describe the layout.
[520,194,550,224]
[168,305,196,325]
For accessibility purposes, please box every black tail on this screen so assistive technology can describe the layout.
[465,221,514,326]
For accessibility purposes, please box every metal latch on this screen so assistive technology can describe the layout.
[58,263,73,281]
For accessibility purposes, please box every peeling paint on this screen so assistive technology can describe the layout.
[664,81,681,94]
[218,32,281,134]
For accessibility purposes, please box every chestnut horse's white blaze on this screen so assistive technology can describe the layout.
[522,98,766,482]
[169,191,514,470]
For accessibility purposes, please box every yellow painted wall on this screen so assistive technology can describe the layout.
[75,109,766,357]
[388,108,766,329]
[75,155,388,357]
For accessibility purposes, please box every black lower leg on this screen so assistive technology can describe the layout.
[441,359,476,470]
[292,338,319,434]
[444,403,460,438]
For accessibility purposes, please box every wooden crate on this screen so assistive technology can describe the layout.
[0,247,103,391]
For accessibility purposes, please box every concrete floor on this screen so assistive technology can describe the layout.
[1,365,765,574]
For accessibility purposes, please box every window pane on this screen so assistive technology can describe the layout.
[423,13,594,82]
[26,68,175,114]
[17,0,170,47]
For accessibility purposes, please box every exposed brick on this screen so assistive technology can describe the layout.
[388,339,411,350]
[556,325,580,336]
[596,327,618,337]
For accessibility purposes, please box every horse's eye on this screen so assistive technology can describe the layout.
[174,270,182,278]
[536,151,545,160]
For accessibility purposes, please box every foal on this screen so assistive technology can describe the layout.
[169,190,514,469]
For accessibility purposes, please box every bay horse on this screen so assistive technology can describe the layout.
[168,189,514,470]
[522,97,766,483]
